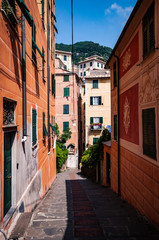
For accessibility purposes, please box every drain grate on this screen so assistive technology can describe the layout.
[9,213,32,240]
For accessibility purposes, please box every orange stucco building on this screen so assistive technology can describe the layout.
[0,0,57,233]
[104,0,159,226]
[55,57,83,168]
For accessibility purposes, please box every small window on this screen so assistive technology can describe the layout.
[90,62,92,67]
[142,108,156,160]
[80,72,82,77]
[51,74,56,96]
[43,112,48,139]
[64,65,67,70]
[64,55,67,61]
[63,122,69,132]
[41,0,44,27]
[32,109,37,146]
[63,105,69,114]
[93,138,99,145]
[64,75,69,82]
[55,54,57,58]
[97,62,99,67]
[113,61,117,87]
[32,21,36,62]
[143,2,155,59]
[3,99,15,125]
[64,88,70,97]
[93,80,98,88]
[114,115,117,140]
[84,63,86,68]
[90,96,101,105]
[90,117,103,130]
[101,64,103,68]
[84,72,86,76]
[80,64,82,69]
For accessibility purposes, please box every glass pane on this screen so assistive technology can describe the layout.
[93,97,99,105]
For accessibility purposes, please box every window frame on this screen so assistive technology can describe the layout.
[142,2,155,59]
[92,80,98,89]
[63,121,69,132]
[64,75,69,82]
[90,96,102,106]
[64,87,70,97]
[63,104,69,115]
[32,108,37,146]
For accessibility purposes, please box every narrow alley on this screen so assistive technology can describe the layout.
[17,169,159,240]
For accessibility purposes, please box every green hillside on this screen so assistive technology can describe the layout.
[55,41,112,65]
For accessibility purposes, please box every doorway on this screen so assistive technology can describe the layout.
[106,153,111,186]
[3,132,14,216]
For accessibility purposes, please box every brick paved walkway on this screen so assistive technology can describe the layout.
[23,169,159,240]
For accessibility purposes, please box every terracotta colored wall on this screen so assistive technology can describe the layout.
[0,0,56,228]
[120,147,159,225]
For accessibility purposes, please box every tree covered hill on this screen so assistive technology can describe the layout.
[55,41,112,65]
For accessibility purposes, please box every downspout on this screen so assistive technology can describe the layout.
[113,54,120,196]
[22,9,27,141]
[47,0,50,152]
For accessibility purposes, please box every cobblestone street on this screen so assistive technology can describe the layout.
[23,169,159,240]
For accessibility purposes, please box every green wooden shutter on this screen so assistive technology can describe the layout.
[42,48,45,80]
[90,97,93,105]
[64,75,69,82]
[90,117,93,124]
[32,20,36,62]
[63,122,69,131]
[100,117,103,123]
[99,96,101,105]
[43,112,48,138]
[64,88,69,97]
[142,108,156,159]
[42,0,44,25]
[32,109,37,146]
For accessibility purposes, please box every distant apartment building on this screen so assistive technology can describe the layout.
[0,0,57,234]
[78,55,106,78]
[106,0,159,226]
[55,58,83,168]
[85,69,111,148]
[55,50,72,71]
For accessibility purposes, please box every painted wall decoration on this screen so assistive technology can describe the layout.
[120,32,139,78]
[120,84,139,144]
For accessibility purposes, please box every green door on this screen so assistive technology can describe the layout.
[4,132,13,216]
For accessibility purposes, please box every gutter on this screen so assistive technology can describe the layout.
[47,0,50,152]
[113,54,120,196]
[22,7,27,139]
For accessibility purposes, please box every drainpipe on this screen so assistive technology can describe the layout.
[22,10,27,142]
[47,0,50,152]
[113,54,120,196]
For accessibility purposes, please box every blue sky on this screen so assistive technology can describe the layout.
[55,0,138,49]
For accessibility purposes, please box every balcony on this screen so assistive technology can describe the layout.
[90,123,102,131]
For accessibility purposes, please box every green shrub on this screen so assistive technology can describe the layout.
[56,142,68,170]
[81,129,110,169]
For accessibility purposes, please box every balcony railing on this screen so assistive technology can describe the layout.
[90,124,102,131]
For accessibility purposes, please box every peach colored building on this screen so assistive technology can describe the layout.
[0,0,57,234]
[85,69,111,148]
[55,58,83,168]
[105,0,159,226]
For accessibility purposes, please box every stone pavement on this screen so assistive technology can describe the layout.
[23,169,159,240]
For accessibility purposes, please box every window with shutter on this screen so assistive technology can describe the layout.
[42,48,45,81]
[51,74,55,96]
[93,80,98,88]
[64,75,69,82]
[32,109,37,146]
[63,122,69,131]
[43,112,48,139]
[142,108,156,160]
[93,138,99,145]
[63,105,69,114]
[114,115,117,140]
[32,20,36,62]
[143,2,155,59]
[64,88,70,97]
